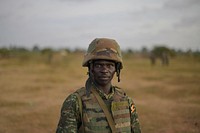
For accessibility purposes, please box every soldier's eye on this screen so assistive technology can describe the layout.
[94,62,115,69]
[94,64,102,68]
[107,64,114,68]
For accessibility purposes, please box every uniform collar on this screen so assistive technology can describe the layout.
[93,85,115,100]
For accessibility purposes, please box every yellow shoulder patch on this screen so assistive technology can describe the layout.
[131,104,135,113]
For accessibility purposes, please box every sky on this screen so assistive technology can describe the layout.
[0,0,200,51]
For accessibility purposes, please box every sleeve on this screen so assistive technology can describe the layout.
[128,97,141,133]
[56,93,81,133]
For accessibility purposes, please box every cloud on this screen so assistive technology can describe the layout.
[164,0,200,9]
[0,0,199,51]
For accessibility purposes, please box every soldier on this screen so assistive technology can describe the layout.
[56,38,141,133]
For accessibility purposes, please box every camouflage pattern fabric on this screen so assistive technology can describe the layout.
[56,87,141,133]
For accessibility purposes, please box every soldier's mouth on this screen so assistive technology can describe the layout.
[99,76,110,80]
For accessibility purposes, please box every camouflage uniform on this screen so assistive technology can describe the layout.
[56,38,141,133]
[56,86,141,133]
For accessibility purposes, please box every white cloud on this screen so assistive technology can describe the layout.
[0,0,199,51]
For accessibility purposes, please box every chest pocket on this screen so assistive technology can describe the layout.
[111,101,131,132]
[82,95,110,132]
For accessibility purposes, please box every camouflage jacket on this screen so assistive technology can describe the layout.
[56,86,141,133]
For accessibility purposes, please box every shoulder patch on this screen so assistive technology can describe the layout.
[131,104,135,113]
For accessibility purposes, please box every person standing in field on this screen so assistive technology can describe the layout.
[56,38,141,133]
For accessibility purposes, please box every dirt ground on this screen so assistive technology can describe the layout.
[0,53,200,133]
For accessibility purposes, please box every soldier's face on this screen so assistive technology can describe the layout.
[91,60,116,86]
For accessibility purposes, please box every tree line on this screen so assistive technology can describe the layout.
[0,45,200,59]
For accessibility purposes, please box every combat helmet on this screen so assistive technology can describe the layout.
[82,38,123,69]
[83,38,123,82]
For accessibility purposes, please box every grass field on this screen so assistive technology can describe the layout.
[0,52,200,133]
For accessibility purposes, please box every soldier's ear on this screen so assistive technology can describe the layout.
[88,69,95,82]
[90,67,94,76]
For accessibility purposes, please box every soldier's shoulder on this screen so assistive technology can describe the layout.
[75,87,86,96]
[64,87,85,101]
[114,86,136,107]
[114,86,128,96]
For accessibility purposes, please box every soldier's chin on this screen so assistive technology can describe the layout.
[98,79,110,86]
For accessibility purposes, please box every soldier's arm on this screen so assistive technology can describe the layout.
[56,93,81,133]
[128,97,141,133]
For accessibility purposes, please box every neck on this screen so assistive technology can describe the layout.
[93,81,112,95]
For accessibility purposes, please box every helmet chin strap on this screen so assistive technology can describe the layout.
[116,63,121,82]
[85,62,93,97]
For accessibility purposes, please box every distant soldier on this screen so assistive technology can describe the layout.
[149,52,156,66]
[56,38,141,133]
[161,52,169,66]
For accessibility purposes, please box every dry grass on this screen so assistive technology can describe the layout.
[0,53,200,133]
